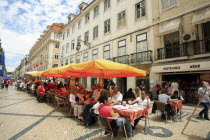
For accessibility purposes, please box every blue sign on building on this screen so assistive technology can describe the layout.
[0,39,6,77]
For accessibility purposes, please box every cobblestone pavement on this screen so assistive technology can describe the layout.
[0,87,209,140]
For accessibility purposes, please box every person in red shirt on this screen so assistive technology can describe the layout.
[98,94,132,137]
[37,83,46,96]
[4,79,10,90]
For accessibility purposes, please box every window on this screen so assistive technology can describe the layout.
[67,29,69,37]
[66,43,69,53]
[65,59,68,65]
[104,0,110,11]
[55,43,59,48]
[61,61,63,66]
[103,45,110,59]
[136,33,147,52]
[118,11,126,28]
[53,64,58,67]
[62,46,65,54]
[71,40,75,50]
[94,6,99,18]
[104,19,110,33]
[84,31,89,42]
[83,52,88,62]
[161,0,177,10]
[76,55,80,63]
[118,40,126,56]
[92,49,98,60]
[85,13,90,24]
[93,26,98,39]
[70,57,74,64]
[56,33,60,39]
[72,25,75,33]
[136,1,145,20]
[63,32,65,40]
[54,53,59,59]
[77,36,81,46]
[82,77,87,89]
[78,19,82,29]
[164,31,179,45]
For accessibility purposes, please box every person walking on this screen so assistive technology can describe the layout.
[198,81,210,120]
[4,79,10,90]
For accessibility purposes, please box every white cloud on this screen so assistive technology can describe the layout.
[0,0,93,72]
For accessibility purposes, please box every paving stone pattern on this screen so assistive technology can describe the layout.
[0,87,209,140]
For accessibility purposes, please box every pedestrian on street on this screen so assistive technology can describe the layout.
[4,79,10,90]
[198,81,210,120]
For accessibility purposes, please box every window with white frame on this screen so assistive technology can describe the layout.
[77,36,81,46]
[56,33,60,39]
[92,49,98,60]
[103,45,110,59]
[61,61,63,66]
[104,19,110,33]
[62,46,65,54]
[136,33,147,52]
[93,26,98,39]
[71,40,75,50]
[65,59,68,65]
[76,55,80,63]
[63,32,65,40]
[118,40,126,56]
[70,57,74,64]
[83,52,88,62]
[54,53,59,59]
[85,13,90,24]
[94,6,99,18]
[72,24,75,33]
[135,0,145,20]
[84,31,89,43]
[67,29,69,37]
[161,0,177,10]
[118,10,126,28]
[66,43,69,53]
[78,19,82,29]
[55,42,59,48]
[104,0,110,11]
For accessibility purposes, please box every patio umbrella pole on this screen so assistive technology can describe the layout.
[181,97,203,134]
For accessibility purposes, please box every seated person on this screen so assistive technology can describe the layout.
[69,90,79,108]
[134,87,141,98]
[158,90,172,120]
[59,84,67,92]
[92,84,102,101]
[111,86,123,106]
[123,88,136,100]
[130,91,150,135]
[45,80,55,91]
[171,90,184,101]
[37,83,46,96]
[77,84,88,101]
[98,94,132,137]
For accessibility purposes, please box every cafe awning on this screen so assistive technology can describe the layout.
[192,7,210,25]
[159,18,180,35]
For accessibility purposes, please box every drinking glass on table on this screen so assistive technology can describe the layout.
[128,100,132,105]
[122,101,126,106]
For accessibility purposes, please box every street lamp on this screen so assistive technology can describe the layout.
[76,39,91,52]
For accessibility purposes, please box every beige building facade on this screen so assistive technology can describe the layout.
[59,0,154,92]
[150,0,210,102]
[28,23,64,73]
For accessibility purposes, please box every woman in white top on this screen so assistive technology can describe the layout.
[130,91,150,134]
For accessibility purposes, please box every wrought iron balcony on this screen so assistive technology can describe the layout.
[130,50,153,63]
[157,44,187,60]
[193,38,210,55]
[113,55,129,64]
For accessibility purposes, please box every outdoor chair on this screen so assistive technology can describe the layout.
[54,96,66,111]
[98,115,128,140]
[155,101,168,124]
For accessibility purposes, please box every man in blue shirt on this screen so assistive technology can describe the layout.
[198,81,210,120]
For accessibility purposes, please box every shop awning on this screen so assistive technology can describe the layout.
[159,18,180,35]
[192,7,210,25]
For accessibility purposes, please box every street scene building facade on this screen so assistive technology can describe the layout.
[28,23,64,72]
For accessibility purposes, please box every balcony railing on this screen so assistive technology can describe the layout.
[113,55,129,64]
[157,44,187,60]
[193,38,210,55]
[130,50,153,63]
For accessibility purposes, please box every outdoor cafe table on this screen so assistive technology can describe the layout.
[112,105,149,134]
[169,100,183,120]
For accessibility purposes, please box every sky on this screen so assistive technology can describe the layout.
[0,0,92,72]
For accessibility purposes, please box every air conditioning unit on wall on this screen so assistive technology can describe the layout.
[183,32,196,42]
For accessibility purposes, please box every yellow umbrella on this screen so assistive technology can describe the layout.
[29,70,47,77]
[60,58,146,79]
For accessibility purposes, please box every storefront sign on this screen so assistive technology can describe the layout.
[152,61,210,73]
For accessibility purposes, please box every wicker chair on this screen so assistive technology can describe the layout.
[155,101,168,124]
[54,96,66,111]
